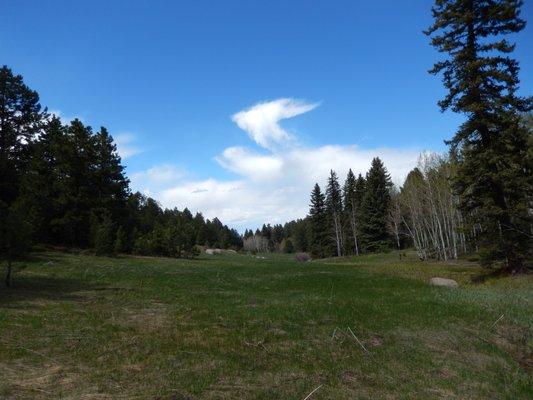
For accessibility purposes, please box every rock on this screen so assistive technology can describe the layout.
[429,277,458,288]
[295,252,311,262]
[205,248,223,255]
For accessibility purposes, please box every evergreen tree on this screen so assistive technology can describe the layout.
[343,169,359,255]
[293,219,309,252]
[326,170,343,256]
[426,0,532,271]
[0,65,47,208]
[18,116,65,243]
[54,119,96,246]
[92,127,129,224]
[282,238,294,253]
[309,183,328,258]
[359,158,392,252]
[114,226,128,254]
[354,174,366,249]
[94,211,116,256]
[272,224,284,246]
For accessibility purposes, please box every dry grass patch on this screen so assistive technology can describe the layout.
[0,361,79,399]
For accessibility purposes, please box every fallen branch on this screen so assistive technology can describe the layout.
[347,327,370,354]
[489,314,504,330]
[302,384,322,400]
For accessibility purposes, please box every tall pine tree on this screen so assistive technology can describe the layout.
[326,170,343,256]
[91,126,130,245]
[359,158,392,252]
[343,169,363,255]
[0,65,47,207]
[309,183,328,258]
[18,116,65,244]
[426,0,532,271]
[0,65,46,276]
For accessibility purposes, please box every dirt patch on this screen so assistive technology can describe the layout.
[0,361,79,398]
[116,303,171,334]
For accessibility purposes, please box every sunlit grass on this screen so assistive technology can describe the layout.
[0,251,531,399]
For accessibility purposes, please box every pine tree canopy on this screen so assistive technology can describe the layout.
[309,183,329,258]
[426,0,532,271]
[359,157,392,252]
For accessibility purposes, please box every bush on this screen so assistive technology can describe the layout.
[295,252,311,262]
[282,239,294,253]
[93,214,116,256]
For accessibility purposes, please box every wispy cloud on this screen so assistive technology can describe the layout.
[231,98,319,150]
[129,98,421,230]
[130,164,187,192]
[114,133,143,160]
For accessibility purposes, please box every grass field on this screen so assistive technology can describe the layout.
[0,251,531,399]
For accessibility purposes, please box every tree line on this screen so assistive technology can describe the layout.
[243,157,393,258]
[0,65,242,284]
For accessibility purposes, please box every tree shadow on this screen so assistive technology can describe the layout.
[0,275,103,308]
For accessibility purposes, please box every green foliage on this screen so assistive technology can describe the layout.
[426,0,532,271]
[282,238,294,253]
[113,226,128,254]
[0,203,33,286]
[326,170,343,256]
[342,169,365,255]
[309,183,329,258]
[0,65,243,260]
[0,65,47,207]
[359,158,392,252]
[93,212,116,256]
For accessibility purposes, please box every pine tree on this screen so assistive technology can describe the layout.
[92,127,130,222]
[18,116,65,244]
[354,174,366,250]
[426,0,532,271]
[53,119,96,247]
[0,66,46,269]
[359,158,392,252]
[326,170,343,256]
[0,65,47,208]
[343,169,359,255]
[114,226,128,254]
[94,212,116,256]
[309,183,328,258]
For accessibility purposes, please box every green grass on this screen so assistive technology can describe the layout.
[0,251,531,399]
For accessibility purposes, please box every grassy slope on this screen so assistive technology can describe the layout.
[0,251,531,399]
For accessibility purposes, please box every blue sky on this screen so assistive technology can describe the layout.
[2,0,532,229]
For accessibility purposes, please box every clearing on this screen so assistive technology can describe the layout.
[0,251,531,399]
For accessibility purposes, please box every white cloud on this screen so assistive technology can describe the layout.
[215,147,283,182]
[231,98,318,150]
[130,164,187,193]
[114,133,143,159]
[129,98,421,231]
[136,145,419,230]
[48,109,83,124]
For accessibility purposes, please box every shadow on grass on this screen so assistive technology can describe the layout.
[0,275,102,307]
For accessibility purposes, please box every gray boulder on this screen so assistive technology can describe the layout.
[429,277,459,288]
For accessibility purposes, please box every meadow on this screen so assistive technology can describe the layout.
[0,251,531,399]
